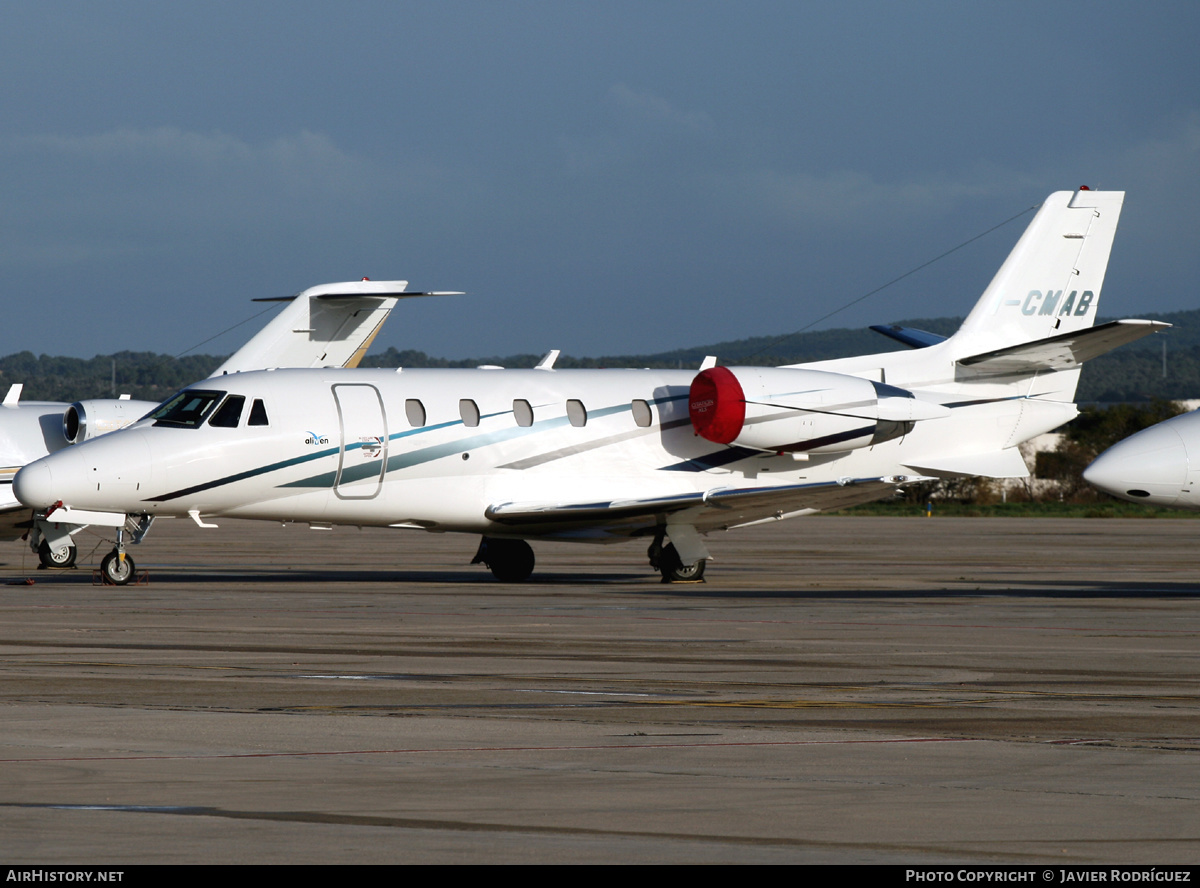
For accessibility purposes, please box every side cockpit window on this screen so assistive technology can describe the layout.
[208,395,246,428]
[248,399,269,426]
[151,389,226,428]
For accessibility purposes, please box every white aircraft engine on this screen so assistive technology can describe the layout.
[63,398,157,445]
[688,366,948,454]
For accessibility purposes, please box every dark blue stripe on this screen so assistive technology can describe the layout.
[146,390,692,501]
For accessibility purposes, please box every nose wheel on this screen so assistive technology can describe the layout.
[99,548,136,586]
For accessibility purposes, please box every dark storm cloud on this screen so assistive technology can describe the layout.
[0,2,1197,360]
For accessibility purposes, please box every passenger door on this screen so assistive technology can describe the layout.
[332,384,388,499]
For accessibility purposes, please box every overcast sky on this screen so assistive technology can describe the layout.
[2,1,1197,361]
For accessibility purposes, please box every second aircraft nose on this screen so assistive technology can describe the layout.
[1083,420,1190,506]
[13,459,60,510]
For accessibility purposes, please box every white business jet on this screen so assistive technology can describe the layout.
[1083,409,1200,508]
[14,190,1168,584]
[4,279,447,568]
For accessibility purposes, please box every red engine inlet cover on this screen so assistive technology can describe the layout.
[689,367,746,444]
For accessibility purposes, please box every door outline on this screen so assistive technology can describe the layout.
[332,383,389,499]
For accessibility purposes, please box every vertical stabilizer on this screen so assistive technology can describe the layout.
[950,189,1124,357]
[211,280,421,376]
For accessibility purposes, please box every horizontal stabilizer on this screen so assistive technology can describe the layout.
[486,476,916,535]
[903,447,1030,479]
[957,319,1169,373]
[869,325,948,349]
[251,280,464,302]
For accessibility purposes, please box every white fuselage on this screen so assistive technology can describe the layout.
[12,190,1145,563]
[13,358,1075,543]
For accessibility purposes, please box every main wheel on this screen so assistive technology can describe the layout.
[658,543,706,583]
[99,550,136,586]
[38,539,77,569]
[482,538,535,582]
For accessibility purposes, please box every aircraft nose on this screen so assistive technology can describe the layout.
[1083,421,1189,505]
[14,458,62,510]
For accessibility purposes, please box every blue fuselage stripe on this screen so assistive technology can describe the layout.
[143,393,692,502]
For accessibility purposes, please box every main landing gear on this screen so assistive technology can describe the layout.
[472,537,535,582]
[647,534,707,583]
[471,532,708,584]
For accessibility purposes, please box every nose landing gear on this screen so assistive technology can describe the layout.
[97,523,147,586]
[27,512,153,583]
[99,548,136,585]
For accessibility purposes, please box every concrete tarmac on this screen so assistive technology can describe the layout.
[0,516,1197,864]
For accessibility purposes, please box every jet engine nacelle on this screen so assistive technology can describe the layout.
[64,398,159,445]
[688,366,948,454]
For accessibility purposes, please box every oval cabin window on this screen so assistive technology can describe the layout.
[566,399,587,428]
[460,399,481,428]
[405,399,426,428]
[513,399,534,427]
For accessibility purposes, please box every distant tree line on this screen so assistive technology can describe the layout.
[1,312,1191,509]
[0,351,223,402]
[1,308,1195,406]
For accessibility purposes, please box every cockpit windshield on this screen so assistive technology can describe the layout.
[150,389,227,428]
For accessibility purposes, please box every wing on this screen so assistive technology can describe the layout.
[485,476,912,538]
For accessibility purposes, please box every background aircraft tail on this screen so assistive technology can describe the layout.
[212,280,460,376]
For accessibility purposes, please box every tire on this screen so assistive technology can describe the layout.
[38,539,77,569]
[100,550,135,586]
[658,543,706,583]
[485,539,535,582]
